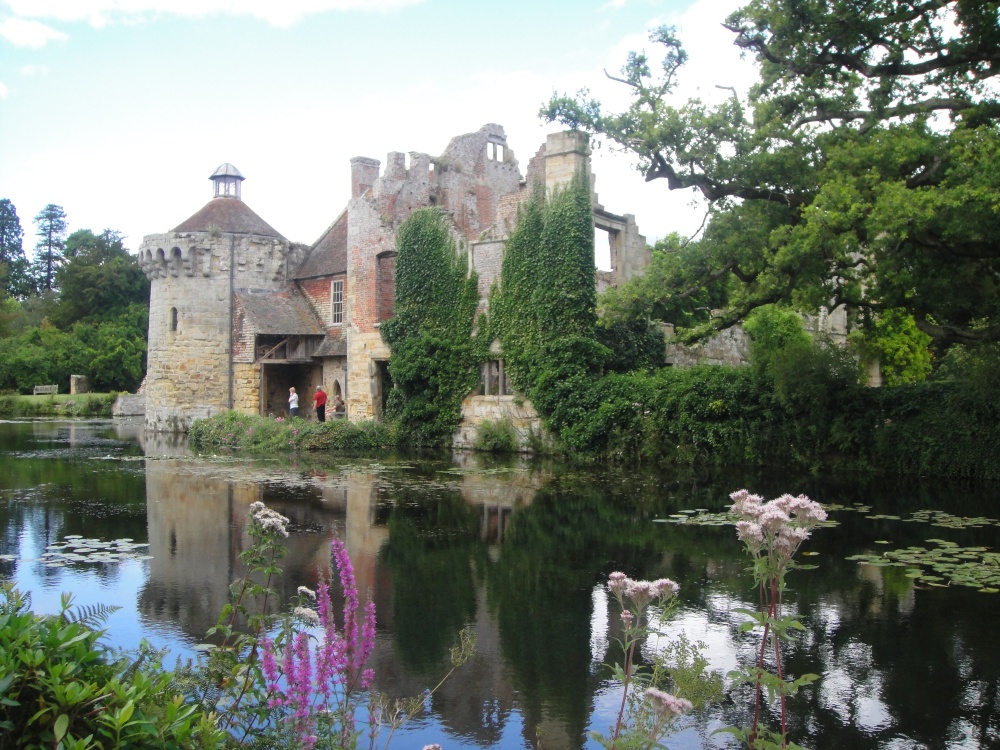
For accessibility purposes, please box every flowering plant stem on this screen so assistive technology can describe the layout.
[726,490,826,750]
[592,572,691,750]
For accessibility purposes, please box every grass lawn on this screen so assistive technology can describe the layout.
[0,392,119,418]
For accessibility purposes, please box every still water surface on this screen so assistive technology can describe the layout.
[2,419,999,749]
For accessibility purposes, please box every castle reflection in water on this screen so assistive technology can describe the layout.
[132,428,563,749]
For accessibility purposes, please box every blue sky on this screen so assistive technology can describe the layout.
[0,0,752,255]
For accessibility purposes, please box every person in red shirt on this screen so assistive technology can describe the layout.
[314,385,327,422]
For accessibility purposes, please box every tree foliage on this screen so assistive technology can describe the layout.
[543,0,1000,352]
[53,229,150,327]
[31,203,68,292]
[380,209,483,446]
[0,198,32,299]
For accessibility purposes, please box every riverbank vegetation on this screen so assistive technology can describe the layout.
[0,217,149,394]
[188,410,397,454]
[0,392,118,418]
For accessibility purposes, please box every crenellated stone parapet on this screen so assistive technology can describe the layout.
[139,233,296,285]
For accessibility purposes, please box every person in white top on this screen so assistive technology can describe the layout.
[288,387,299,418]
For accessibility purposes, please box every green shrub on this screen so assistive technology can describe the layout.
[0,584,223,748]
[473,418,520,453]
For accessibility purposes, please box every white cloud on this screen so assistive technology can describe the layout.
[20,64,47,76]
[0,80,7,98]
[0,17,68,47]
[4,0,425,28]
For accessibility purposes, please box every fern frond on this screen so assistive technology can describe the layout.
[62,602,122,629]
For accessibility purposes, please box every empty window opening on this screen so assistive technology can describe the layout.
[488,142,506,162]
[331,279,344,325]
[169,307,178,332]
[480,360,513,396]
[594,227,613,272]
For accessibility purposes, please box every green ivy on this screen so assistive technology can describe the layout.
[380,209,484,446]
[488,172,609,447]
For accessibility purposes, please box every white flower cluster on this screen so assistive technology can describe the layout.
[730,489,827,562]
[608,571,680,610]
[249,501,290,538]
[293,606,321,626]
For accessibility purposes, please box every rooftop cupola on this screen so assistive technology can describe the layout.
[211,163,244,199]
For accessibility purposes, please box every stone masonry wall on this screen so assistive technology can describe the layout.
[453,395,544,451]
[232,363,261,414]
[140,231,293,431]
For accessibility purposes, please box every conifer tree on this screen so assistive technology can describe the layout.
[0,199,32,299]
[31,203,67,292]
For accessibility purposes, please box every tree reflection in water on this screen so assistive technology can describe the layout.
[2,422,1000,749]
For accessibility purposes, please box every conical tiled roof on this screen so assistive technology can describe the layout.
[172,197,285,239]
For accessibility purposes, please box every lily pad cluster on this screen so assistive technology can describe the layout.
[29,535,152,567]
[846,539,1000,593]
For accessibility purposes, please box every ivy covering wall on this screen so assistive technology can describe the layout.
[488,172,609,444]
[380,209,483,446]
[377,171,1000,479]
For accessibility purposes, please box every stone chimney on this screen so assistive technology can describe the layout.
[350,157,380,199]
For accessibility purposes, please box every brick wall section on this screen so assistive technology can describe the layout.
[232,296,255,363]
[299,276,333,324]
[376,254,395,322]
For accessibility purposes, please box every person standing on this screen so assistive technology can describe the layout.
[288,387,299,418]
[333,393,345,416]
[314,385,327,422]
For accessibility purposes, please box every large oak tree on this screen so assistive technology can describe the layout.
[543,0,1000,350]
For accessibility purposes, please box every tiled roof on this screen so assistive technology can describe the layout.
[235,290,324,335]
[173,197,285,239]
[314,336,347,357]
[295,209,347,279]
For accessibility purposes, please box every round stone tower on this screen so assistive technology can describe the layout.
[139,165,292,432]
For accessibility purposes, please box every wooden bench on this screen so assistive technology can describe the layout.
[33,385,58,395]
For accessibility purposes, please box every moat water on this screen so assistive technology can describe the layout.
[2,419,999,749]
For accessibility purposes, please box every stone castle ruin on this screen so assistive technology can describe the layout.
[139,125,650,437]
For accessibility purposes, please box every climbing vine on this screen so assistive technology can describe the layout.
[381,209,483,446]
[489,171,609,444]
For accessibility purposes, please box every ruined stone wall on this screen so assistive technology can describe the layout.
[139,231,293,431]
[343,125,522,421]
[662,322,751,368]
[471,240,505,300]
[453,395,545,451]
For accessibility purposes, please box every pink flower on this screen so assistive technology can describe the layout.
[645,687,693,718]
[608,571,628,597]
